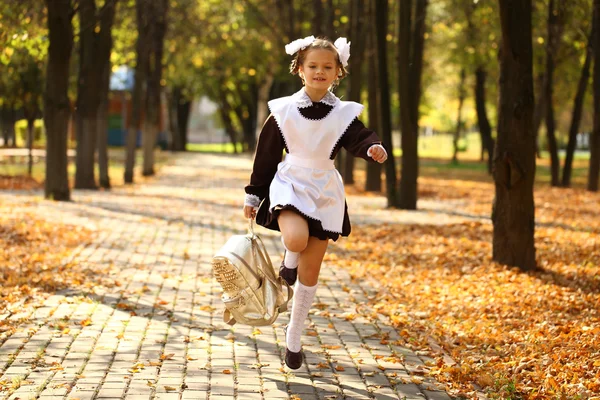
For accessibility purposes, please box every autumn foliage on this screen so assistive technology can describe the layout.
[329,177,600,399]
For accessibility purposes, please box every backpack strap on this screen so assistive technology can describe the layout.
[223,309,237,326]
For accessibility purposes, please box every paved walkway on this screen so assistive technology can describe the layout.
[0,152,460,400]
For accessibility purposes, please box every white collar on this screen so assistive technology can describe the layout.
[293,89,338,109]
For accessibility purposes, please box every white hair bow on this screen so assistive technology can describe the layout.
[285,35,316,55]
[334,37,351,67]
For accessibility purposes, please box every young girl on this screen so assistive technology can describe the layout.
[243,36,387,370]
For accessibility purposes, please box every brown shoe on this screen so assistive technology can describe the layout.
[283,326,303,370]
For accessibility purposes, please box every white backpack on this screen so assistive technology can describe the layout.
[212,222,293,326]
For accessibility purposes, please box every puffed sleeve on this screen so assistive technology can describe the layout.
[333,118,383,161]
[244,115,285,201]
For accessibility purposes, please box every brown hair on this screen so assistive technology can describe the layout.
[289,37,349,87]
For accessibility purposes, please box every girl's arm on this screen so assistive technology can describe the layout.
[334,118,387,162]
[244,115,285,207]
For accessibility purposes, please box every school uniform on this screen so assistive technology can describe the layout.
[245,88,382,241]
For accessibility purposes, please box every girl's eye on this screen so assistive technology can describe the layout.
[326,67,332,70]
[309,66,316,69]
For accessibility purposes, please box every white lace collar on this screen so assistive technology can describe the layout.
[293,89,339,108]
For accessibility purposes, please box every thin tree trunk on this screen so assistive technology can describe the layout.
[375,0,397,207]
[398,0,428,210]
[312,0,324,36]
[97,0,117,189]
[176,95,191,151]
[562,21,594,187]
[255,72,274,141]
[27,118,34,176]
[325,0,335,39]
[589,0,600,191]
[493,0,536,270]
[544,0,565,187]
[143,0,168,177]
[475,66,494,174]
[125,0,150,183]
[44,0,73,201]
[452,68,466,163]
[533,70,546,158]
[343,0,367,184]
[366,5,381,193]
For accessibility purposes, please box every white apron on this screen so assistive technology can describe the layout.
[267,90,364,234]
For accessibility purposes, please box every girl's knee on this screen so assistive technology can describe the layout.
[282,234,308,253]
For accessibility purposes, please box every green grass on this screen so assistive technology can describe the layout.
[186,142,244,153]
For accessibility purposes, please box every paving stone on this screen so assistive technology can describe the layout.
[0,152,458,400]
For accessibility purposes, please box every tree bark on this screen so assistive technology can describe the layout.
[312,0,324,36]
[169,86,190,152]
[398,0,429,210]
[366,9,382,192]
[26,118,34,176]
[143,0,168,176]
[97,0,117,189]
[75,0,100,189]
[44,0,73,201]
[562,21,594,187]
[342,0,367,184]
[1,105,17,147]
[589,0,600,192]
[475,66,494,174]
[125,0,150,183]
[452,67,466,163]
[543,0,565,187]
[375,0,397,207]
[493,0,536,271]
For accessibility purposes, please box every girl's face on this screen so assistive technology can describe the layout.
[299,49,340,91]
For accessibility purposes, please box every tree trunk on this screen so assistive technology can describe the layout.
[398,0,429,210]
[493,0,536,271]
[312,0,324,36]
[532,70,546,158]
[1,105,17,147]
[325,0,335,39]
[44,0,73,201]
[562,21,594,187]
[219,101,238,154]
[27,118,34,176]
[366,7,382,193]
[176,95,191,151]
[97,92,110,189]
[255,72,274,141]
[342,0,367,184]
[75,0,101,189]
[589,0,600,192]
[475,66,494,174]
[452,67,466,163]
[125,0,150,183]
[543,0,565,187]
[97,0,117,189]
[143,0,168,177]
[375,0,398,207]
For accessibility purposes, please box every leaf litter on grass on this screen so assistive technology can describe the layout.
[331,178,600,399]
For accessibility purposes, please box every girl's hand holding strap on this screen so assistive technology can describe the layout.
[367,144,388,163]
[243,194,260,220]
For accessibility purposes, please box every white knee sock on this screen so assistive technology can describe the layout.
[281,236,300,269]
[286,281,318,352]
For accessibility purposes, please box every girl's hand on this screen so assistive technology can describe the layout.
[368,144,388,163]
[243,205,257,220]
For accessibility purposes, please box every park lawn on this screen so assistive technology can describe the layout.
[0,147,169,190]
